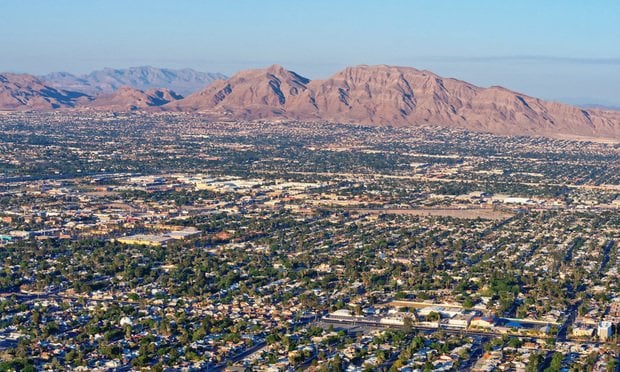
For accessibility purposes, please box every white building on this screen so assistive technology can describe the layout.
[598,321,613,341]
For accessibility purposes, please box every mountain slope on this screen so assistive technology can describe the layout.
[80,87,182,111]
[167,64,620,139]
[41,66,226,96]
[0,73,89,110]
[168,64,311,119]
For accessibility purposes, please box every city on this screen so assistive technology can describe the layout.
[0,112,617,370]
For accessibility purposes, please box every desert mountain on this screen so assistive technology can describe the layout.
[168,64,310,119]
[80,86,182,111]
[168,64,620,139]
[0,73,89,110]
[41,66,226,96]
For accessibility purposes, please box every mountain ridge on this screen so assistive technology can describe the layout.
[166,64,620,139]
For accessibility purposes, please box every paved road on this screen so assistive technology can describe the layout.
[0,172,136,184]
[459,336,490,371]
[540,350,556,371]
[0,291,140,307]
[557,302,580,342]
[255,170,620,191]
[598,240,615,275]
[319,318,551,340]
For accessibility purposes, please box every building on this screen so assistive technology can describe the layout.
[446,313,475,329]
[572,325,595,338]
[116,234,174,246]
[418,306,461,319]
[598,321,613,341]
[470,316,497,329]
[327,309,355,319]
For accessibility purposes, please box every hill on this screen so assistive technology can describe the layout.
[80,86,182,111]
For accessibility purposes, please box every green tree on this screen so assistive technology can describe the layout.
[545,352,563,372]
[526,353,542,372]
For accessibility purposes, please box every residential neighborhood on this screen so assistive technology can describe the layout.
[0,112,618,371]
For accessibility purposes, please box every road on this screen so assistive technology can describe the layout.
[256,170,620,192]
[319,318,544,340]
[319,317,616,347]
[557,301,580,342]
[0,291,140,307]
[540,350,556,371]
[0,171,136,184]
[459,335,490,371]
[598,240,615,275]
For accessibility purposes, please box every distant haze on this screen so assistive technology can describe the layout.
[1,1,619,106]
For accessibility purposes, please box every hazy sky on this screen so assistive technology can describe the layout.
[1,0,619,105]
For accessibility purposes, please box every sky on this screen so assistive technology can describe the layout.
[1,0,619,106]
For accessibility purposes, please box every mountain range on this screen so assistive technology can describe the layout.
[168,64,620,139]
[0,73,185,111]
[0,73,89,110]
[1,64,619,140]
[41,66,226,96]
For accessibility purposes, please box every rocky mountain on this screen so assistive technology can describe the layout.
[167,64,620,139]
[80,86,182,111]
[41,66,226,96]
[0,73,89,110]
[169,64,310,119]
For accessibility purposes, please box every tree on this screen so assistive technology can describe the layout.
[332,354,343,372]
[507,337,522,348]
[390,359,405,371]
[31,310,40,325]
[545,352,563,372]
[463,296,475,309]
[526,353,542,372]
[427,311,440,322]
[423,361,434,372]
[404,316,414,333]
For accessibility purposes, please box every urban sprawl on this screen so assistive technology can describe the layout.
[0,112,618,371]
